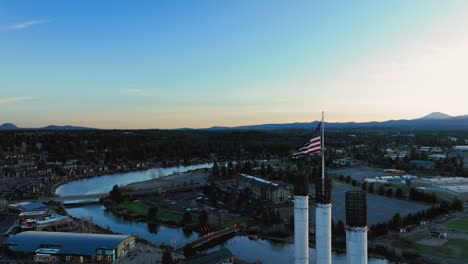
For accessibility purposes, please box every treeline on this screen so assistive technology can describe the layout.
[0,129,313,163]
[368,198,463,238]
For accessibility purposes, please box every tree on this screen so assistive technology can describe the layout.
[395,188,403,199]
[161,250,173,264]
[288,215,294,231]
[109,185,123,203]
[183,211,193,224]
[147,207,159,221]
[199,210,209,226]
[211,162,220,178]
[368,183,375,194]
[451,197,463,211]
[378,186,385,196]
[385,188,394,197]
[336,220,345,238]
[361,182,368,191]
[391,213,402,230]
[183,244,194,258]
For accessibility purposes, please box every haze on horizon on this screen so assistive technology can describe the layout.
[2,1,468,129]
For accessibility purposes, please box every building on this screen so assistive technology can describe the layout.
[233,174,291,203]
[420,146,443,153]
[453,146,468,152]
[332,158,357,167]
[428,154,446,161]
[8,202,47,214]
[411,177,468,201]
[384,152,407,160]
[409,160,434,169]
[4,231,135,263]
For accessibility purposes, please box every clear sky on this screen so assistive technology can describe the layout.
[1,0,468,129]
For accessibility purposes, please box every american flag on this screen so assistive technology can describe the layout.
[292,122,322,158]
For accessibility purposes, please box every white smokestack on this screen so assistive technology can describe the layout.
[346,226,367,264]
[294,195,309,264]
[315,203,332,264]
[345,191,368,264]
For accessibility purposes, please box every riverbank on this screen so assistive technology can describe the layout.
[123,169,210,192]
[48,167,155,197]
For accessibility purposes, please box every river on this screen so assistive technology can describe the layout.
[56,164,390,264]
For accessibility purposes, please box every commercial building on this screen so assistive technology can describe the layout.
[8,202,46,214]
[452,146,468,152]
[428,154,446,161]
[411,177,468,201]
[233,173,291,203]
[409,160,434,169]
[4,231,136,263]
[332,158,357,167]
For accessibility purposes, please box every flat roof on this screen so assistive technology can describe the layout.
[5,231,134,256]
[9,202,46,212]
[240,173,279,186]
[419,177,468,194]
[421,177,468,185]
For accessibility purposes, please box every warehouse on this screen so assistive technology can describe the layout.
[4,231,135,263]
[411,177,468,201]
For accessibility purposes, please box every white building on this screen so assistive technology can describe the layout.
[411,177,468,201]
[332,158,356,167]
[428,154,446,161]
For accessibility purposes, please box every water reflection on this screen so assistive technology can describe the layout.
[60,164,390,264]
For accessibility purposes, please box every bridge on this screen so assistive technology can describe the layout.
[8,189,166,204]
[174,227,240,253]
[38,193,109,202]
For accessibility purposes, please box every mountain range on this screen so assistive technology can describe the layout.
[1,112,468,131]
[205,112,468,131]
[0,123,95,130]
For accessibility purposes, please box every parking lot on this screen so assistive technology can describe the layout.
[330,166,388,182]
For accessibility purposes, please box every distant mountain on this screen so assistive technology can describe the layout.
[419,112,452,119]
[0,123,18,130]
[41,125,95,130]
[0,123,95,130]
[206,113,468,131]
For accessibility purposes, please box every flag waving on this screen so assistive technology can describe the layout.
[292,122,322,158]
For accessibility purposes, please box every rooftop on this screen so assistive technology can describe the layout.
[240,173,279,186]
[8,202,46,212]
[5,231,134,256]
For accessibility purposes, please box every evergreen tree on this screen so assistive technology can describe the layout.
[109,185,123,203]
[161,251,173,264]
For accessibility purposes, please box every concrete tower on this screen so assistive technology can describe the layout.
[345,191,368,264]
[294,174,309,264]
[315,176,332,264]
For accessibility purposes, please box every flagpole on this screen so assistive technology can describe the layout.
[321,111,325,192]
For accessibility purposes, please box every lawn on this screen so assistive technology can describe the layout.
[446,217,468,231]
[119,200,148,215]
[119,200,184,222]
[392,231,468,259]
[46,204,58,211]
[157,209,183,222]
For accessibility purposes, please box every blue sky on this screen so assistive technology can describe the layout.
[1,1,468,128]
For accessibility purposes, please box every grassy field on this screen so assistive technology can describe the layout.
[119,200,186,222]
[119,200,148,215]
[392,231,468,259]
[157,209,183,222]
[447,217,468,231]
